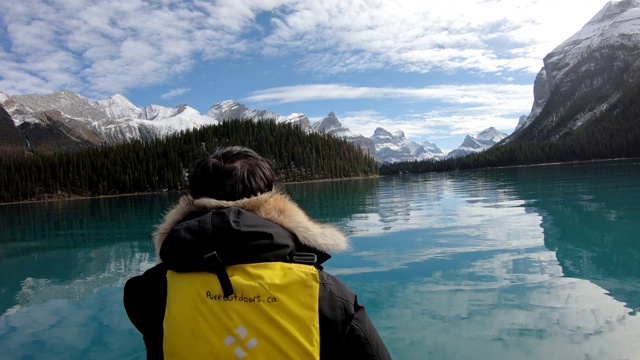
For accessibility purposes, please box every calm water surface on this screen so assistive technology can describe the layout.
[1,159,639,359]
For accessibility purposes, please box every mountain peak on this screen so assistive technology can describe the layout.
[95,94,141,119]
[207,100,249,120]
[373,127,392,136]
[476,127,507,142]
[447,128,508,159]
[314,112,342,133]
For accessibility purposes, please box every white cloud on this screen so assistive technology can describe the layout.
[245,82,530,136]
[244,83,531,105]
[0,0,611,97]
[243,82,530,144]
[161,88,190,99]
[263,0,611,74]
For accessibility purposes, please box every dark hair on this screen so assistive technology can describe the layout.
[188,146,275,201]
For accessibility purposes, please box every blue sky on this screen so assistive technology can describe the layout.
[0,0,611,151]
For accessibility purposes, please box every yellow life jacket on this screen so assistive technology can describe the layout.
[163,262,320,359]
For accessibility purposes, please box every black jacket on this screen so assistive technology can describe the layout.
[124,192,391,359]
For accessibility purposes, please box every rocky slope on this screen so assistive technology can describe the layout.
[508,0,640,143]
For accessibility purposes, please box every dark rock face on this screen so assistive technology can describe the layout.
[0,105,25,154]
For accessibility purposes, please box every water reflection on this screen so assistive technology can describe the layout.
[284,177,378,225]
[326,171,544,275]
[1,160,639,359]
[322,160,640,359]
[0,193,179,259]
[1,286,144,360]
[0,194,178,317]
[488,161,640,313]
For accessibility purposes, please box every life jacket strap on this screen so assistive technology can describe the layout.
[204,251,234,298]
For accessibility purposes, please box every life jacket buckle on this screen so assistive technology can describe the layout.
[292,252,317,265]
[204,250,224,267]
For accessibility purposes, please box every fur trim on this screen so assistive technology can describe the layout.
[153,191,350,258]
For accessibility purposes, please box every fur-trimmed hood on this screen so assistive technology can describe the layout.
[154,190,349,258]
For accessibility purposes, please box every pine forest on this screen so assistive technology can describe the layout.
[0,120,378,203]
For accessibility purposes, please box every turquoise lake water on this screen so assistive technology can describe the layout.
[1,159,639,359]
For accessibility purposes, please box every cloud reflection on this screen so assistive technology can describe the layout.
[329,173,544,276]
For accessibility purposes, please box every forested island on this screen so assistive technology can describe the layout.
[0,120,377,203]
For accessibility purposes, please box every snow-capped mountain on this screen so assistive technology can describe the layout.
[370,128,417,163]
[447,128,508,159]
[0,91,219,150]
[0,91,502,162]
[313,112,376,157]
[508,0,640,142]
[313,111,342,133]
[422,141,444,156]
[95,94,142,119]
[1,92,506,162]
[93,95,218,141]
[4,91,109,126]
[312,113,447,163]
[207,100,283,122]
[207,100,312,131]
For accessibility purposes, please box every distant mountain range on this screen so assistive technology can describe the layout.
[0,90,506,163]
[7,0,634,163]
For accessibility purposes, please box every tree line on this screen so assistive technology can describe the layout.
[0,120,378,203]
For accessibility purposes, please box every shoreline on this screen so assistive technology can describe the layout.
[1,175,381,206]
[4,157,638,206]
[0,190,182,206]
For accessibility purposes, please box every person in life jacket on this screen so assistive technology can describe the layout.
[123,146,392,360]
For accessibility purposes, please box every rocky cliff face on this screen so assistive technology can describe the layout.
[508,0,640,142]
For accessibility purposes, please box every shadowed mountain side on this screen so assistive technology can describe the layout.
[18,110,99,153]
[0,105,25,154]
